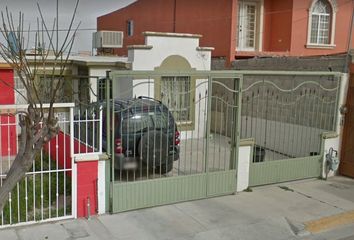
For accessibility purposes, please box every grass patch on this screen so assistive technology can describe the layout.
[1,153,72,226]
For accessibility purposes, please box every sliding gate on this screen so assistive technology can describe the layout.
[108,71,241,213]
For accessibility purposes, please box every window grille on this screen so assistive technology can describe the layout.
[161,76,191,123]
[98,78,112,101]
[310,0,332,44]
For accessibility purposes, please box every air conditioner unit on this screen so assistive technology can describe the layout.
[93,31,123,48]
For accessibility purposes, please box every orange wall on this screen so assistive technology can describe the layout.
[98,0,354,59]
[174,0,235,60]
[97,0,176,56]
[290,0,354,56]
[264,0,293,52]
[98,0,235,59]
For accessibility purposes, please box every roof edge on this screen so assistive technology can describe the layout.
[143,31,202,39]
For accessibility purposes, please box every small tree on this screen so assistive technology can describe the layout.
[0,0,80,212]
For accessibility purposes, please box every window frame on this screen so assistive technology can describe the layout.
[155,75,196,131]
[98,77,112,102]
[306,0,337,49]
[127,20,134,37]
[160,76,193,125]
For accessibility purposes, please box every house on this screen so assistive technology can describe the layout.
[0,55,129,110]
[113,32,212,138]
[95,0,354,184]
[97,0,354,63]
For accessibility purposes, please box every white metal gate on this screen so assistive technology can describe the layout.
[0,104,76,228]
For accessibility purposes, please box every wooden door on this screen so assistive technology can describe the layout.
[340,74,354,178]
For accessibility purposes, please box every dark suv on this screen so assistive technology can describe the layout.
[101,97,180,174]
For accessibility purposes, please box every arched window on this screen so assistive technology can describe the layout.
[307,0,336,47]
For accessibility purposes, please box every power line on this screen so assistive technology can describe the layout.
[1,27,97,33]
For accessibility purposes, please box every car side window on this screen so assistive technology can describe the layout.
[122,113,152,133]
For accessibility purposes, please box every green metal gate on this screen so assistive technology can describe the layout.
[240,72,341,186]
[107,71,241,213]
[249,156,322,186]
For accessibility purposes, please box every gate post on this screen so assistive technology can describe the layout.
[204,75,212,195]
[70,106,77,218]
[230,76,242,170]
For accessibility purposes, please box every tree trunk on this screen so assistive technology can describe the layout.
[0,151,35,212]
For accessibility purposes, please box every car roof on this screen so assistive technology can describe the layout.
[113,97,162,108]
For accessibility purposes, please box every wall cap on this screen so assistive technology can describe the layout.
[240,138,255,147]
[74,154,100,162]
[306,44,336,49]
[196,47,214,51]
[143,31,203,39]
[322,131,339,139]
[127,45,153,50]
[98,153,110,161]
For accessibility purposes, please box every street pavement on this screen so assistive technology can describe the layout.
[1,176,354,240]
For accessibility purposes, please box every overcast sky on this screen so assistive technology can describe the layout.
[0,0,135,53]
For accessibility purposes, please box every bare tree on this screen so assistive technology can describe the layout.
[0,0,80,212]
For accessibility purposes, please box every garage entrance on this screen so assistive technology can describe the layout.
[107,71,241,213]
[241,72,341,186]
[340,73,354,178]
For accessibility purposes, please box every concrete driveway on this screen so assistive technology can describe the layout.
[1,176,354,240]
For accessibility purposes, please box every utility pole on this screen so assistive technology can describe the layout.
[56,0,59,53]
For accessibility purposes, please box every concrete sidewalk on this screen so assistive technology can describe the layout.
[1,176,354,240]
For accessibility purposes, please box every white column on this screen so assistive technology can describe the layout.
[237,140,254,192]
[97,160,106,214]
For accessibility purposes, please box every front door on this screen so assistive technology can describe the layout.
[237,1,258,51]
[340,74,354,178]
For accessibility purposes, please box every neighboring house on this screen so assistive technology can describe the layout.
[0,55,128,159]
[97,0,354,62]
[14,55,130,106]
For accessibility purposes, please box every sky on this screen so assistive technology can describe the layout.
[0,0,136,54]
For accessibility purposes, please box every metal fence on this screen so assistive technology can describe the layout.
[239,73,340,162]
[72,105,103,156]
[107,72,240,184]
[0,103,103,228]
[108,70,241,213]
[0,105,73,227]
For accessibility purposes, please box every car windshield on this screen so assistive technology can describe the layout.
[122,112,169,133]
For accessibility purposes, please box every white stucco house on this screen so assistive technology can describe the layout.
[112,32,214,139]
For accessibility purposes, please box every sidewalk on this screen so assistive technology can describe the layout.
[1,176,354,240]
